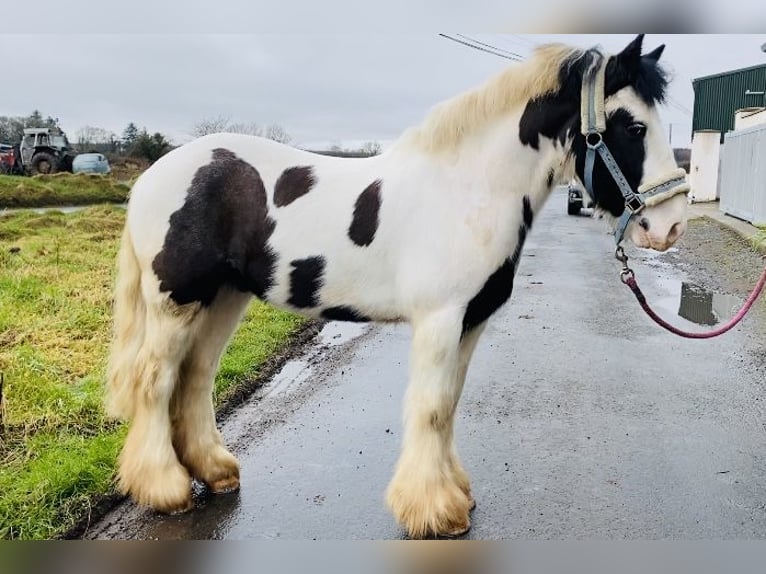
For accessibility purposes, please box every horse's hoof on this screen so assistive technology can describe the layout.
[165,499,194,515]
[387,471,475,540]
[440,520,471,539]
[468,496,477,512]
[119,458,193,515]
[209,476,240,494]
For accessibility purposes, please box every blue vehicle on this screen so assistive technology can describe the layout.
[73,153,111,174]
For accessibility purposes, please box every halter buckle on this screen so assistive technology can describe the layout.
[625,194,645,214]
[586,132,602,149]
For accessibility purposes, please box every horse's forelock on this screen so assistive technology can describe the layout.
[634,56,669,105]
[603,48,668,107]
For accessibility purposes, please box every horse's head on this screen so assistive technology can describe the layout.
[572,34,688,252]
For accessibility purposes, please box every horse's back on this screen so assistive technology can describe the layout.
[124,133,398,318]
[129,135,344,266]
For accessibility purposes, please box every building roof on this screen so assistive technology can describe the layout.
[693,63,766,84]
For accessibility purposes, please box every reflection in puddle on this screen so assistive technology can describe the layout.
[678,282,741,326]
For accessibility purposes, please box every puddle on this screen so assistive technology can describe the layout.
[677,282,742,326]
[631,251,742,328]
[262,359,312,397]
[318,321,369,346]
[220,320,374,450]
[255,322,370,399]
[0,203,127,216]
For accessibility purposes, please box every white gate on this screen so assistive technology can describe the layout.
[719,123,766,226]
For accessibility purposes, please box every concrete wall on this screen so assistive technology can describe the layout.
[689,130,721,203]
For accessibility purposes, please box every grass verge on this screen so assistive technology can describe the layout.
[0,173,130,209]
[0,207,305,538]
[751,227,766,255]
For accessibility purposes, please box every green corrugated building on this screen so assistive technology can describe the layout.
[692,63,766,141]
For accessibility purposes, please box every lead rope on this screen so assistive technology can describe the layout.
[615,246,766,339]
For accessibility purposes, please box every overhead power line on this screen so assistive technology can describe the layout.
[440,33,693,119]
[666,95,692,117]
[438,33,524,62]
[454,33,526,61]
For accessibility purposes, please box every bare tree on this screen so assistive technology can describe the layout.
[361,141,382,156]
[76,125,118,151]
[265,123,291,144]
[191,116,231,138]
[227,122,263,137]
[192,117,292,144]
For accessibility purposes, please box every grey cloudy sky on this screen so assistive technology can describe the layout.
[1,34,764,149]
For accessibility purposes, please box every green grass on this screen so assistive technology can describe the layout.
[752,227,766,254]
[0,207,305,538]
[0,173,130,209]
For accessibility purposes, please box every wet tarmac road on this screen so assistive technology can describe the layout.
[87,189,766,539]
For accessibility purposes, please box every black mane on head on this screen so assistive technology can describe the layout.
[632,55,669,104]
[603,35,669,105]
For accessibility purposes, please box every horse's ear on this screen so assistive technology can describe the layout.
[615,34,644,72]
[644,44,665,62]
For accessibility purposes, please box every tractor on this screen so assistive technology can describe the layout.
[16,127,75,175]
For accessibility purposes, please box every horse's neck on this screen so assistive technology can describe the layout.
[470,112,573,204]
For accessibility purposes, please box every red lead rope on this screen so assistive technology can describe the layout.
[621,264,766,339]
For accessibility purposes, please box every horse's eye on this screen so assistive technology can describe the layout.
[627,123,647,137]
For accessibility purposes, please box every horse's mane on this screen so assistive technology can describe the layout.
[400,43,583,154]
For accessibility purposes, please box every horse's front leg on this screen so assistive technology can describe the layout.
[386,309,475,538]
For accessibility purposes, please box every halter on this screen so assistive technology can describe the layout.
[580,51,689,245]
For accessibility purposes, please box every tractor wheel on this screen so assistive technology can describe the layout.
[60,155,74,173]
[30,152,57,175]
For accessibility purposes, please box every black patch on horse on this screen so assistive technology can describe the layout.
[546,168,555,188]
[274,166,316,207]
[519,92,581,151]
[288,256,325,308]
[571,108,646,217]
[462,196,534,335]
[152,148,276,306]
[321,306,371,322]
[349,180,382,247]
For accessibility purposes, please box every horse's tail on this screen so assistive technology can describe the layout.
[106,222,146,420]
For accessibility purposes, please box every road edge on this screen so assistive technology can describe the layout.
[689,203,766,256]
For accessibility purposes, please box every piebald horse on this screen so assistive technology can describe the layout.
[107,34,689,538]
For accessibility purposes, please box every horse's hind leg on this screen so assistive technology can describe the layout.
[171,288,251,494]
[117,292,201,513]
[386,309,477,539]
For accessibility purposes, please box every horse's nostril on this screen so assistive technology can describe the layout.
[639,217,650,231]
[668,222,681,241]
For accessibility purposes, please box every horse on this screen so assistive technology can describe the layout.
[106,34,690,538]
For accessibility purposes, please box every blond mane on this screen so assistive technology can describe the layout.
[401,44,582,154]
